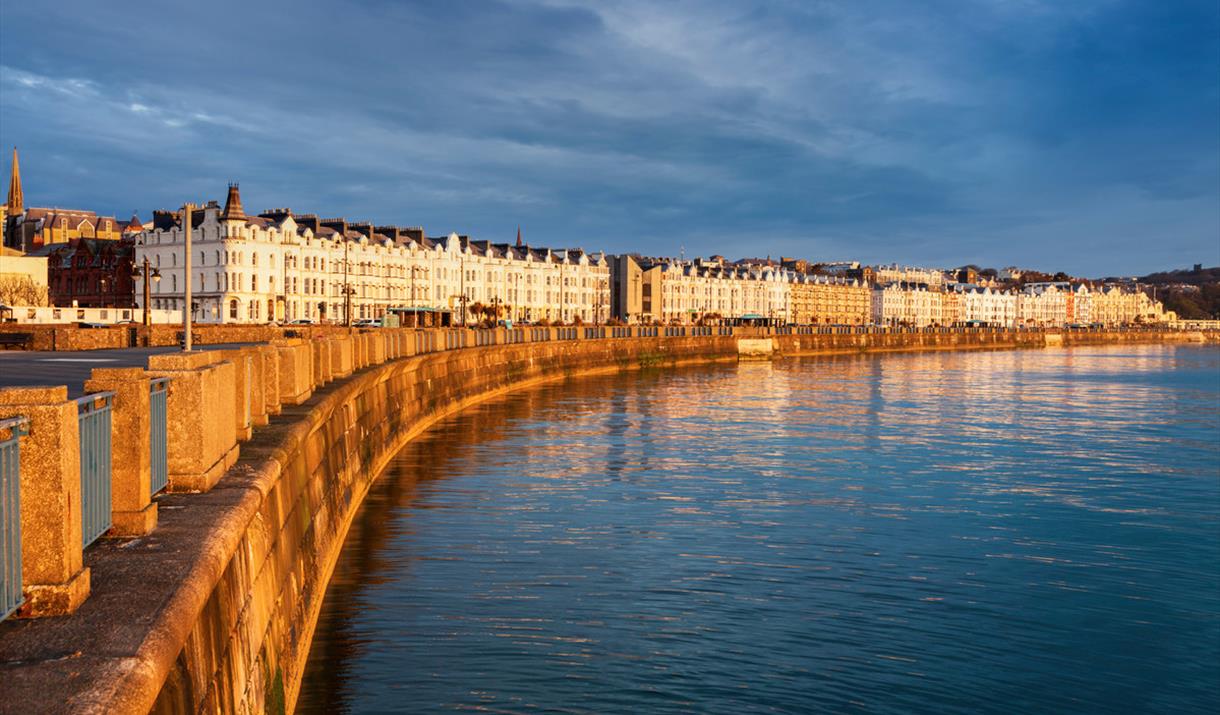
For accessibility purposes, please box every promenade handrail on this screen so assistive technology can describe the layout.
[76,391,115,547]
[149,378,171,495]
[1,415,30,622]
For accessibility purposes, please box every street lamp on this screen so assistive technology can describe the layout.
[342,284,356,327]
[132,255,162,327]
[182,202,195,351]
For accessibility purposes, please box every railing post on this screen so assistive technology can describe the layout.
[310,339,329,387]
[82,369,159,536]
[0,387,91,617]
[270,338,313,405]
[330,335,354,378]
[253,345,281,420]
[218,348,258,441]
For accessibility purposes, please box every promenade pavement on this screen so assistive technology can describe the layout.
[0,344,253,397]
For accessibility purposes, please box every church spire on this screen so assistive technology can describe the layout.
[516,225,523,248]
[6,147,22,215]
[220,182,245,221]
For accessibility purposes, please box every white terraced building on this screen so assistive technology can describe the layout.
[871,282,944,327]
[953,285,1018,327]
[133,185,610,325]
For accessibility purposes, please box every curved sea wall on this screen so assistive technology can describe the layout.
[2,329,1211,714]
[149,335,739,715]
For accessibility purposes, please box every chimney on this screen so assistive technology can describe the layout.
[220,183,246,221]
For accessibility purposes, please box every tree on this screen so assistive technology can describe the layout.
[0,276,49,306]
[468,301,485,323]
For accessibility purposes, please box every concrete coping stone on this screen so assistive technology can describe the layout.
[87,367,149,381]
[148,351,221,371]
[0,385,70,404]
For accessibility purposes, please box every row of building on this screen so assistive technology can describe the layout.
[132,186,610,325]
[1,162,1175,328]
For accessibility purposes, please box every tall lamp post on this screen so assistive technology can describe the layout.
[182,203,194,351]
[343,239,352,327]
[132,256,162,327]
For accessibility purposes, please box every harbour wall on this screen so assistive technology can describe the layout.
[0,328,1213,714]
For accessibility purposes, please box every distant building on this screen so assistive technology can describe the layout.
[2,148,133,253]
[610,255,794,324]
[871,282,943,326]
[1017,283,1070,327]
[872,264,946,287]
[133,185,608,325]
[790,275,870,325]
[37,238,136,308]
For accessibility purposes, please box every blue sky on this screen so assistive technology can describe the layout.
[1,0,1217,276]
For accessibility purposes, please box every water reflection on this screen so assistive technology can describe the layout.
[299,345,1220,714]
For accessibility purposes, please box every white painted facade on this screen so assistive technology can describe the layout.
[871,283,944,326]
[132,195,609,325]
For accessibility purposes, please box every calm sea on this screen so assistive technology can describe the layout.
[298,344,1220,714]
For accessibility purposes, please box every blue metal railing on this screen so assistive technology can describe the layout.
[1,416,29,622]
[77,392,114,548]
[149,378,170,496]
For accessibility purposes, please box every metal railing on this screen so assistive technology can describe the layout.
[77,392,114,548]
[1,416,29,622]
[149,378,171,496]
[393,323,1183,355]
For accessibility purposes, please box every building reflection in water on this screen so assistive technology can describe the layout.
[297,344,1219,714]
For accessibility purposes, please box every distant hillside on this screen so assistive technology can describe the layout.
[1137,265,1220,286]
[1135,266,1220,319]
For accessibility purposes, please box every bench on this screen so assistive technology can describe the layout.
[0,332,33,350]
[175,331,203,348]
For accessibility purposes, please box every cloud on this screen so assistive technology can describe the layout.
[0,0,1216,275]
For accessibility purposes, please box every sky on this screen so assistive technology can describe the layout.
[1,0,1217,276]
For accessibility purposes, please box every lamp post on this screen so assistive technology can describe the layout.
[182,203,194,351]
[132,256,162,327]
[343,238,352,327]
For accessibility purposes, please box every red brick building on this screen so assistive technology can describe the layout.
[38,237,137,308]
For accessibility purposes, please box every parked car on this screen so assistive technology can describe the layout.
[287,318,314,325]
[353,319,381,328]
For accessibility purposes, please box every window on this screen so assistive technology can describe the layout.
[230,299,238,320]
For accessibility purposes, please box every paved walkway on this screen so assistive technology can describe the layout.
[0,345,252,397]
